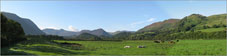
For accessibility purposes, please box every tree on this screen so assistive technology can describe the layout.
[1,13,26,47]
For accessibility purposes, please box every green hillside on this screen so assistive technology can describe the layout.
[176,14,207,31]
[197,27,226,32]
[205,14,226,27]
[193,14,226,30]
[139,14,226,32]
[138,19,180,32]
[124,14,227,40]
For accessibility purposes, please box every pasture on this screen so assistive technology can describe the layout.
[198,27,226,32]
[6,39,226,55]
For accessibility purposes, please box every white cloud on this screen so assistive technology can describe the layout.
[130,18,155,26]
[45,27,61,30]
[68,25,79,32]
[147,18,154,22]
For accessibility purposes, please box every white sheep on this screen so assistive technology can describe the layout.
[124,46,131,48]
[137,45,146,48]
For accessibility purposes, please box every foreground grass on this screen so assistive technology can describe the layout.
[2,36,88,55]
[54,40,226,55]
[167,40,226,55]
[54,40,173,55]
[3,39,226,55]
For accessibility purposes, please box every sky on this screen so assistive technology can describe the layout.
[1,1,226,32]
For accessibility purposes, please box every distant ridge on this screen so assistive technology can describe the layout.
[78,28,112,37]
[43,28,112,37]
[42,29,78,36]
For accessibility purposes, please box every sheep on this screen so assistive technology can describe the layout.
[124,46,131,48]
[137,45,146,48]
[154,40,165,43]
[168,41,176,44]
[154,40,161,43]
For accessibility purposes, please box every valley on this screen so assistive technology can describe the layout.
[1,7,226,55]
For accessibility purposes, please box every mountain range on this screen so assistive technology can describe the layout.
[42,29,78,36]
[78,28,112,37]
[42,28,112,37]
[109,31,136,35]
[2,12,225,40]
[0,12,134,37]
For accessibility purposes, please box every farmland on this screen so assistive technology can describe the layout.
[4,39,226,55]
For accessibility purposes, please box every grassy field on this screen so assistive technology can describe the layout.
[4,39,226,55]
[198,27,226,32]
[54,40,226,55]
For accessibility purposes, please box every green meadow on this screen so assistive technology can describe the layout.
[3,38,226,55]
[198,27,226,32]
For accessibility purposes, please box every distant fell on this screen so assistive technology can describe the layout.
[42,29,78,36]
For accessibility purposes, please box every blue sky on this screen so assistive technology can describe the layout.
[1,1,226,32]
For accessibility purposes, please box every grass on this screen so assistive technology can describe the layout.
[55,40,226,55]
[54,40,172,55]
[1,36,88,55]
[2,38,226,55]
[167,40,226,55]
[198,27,226,32]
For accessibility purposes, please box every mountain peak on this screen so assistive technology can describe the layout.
[78,28,111,37]
[190,14,202,15]
[60,29,65,31]
[42,28,78,36]
[186,14,206,19]
[80,30,91,32]
[94,28,104,31]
